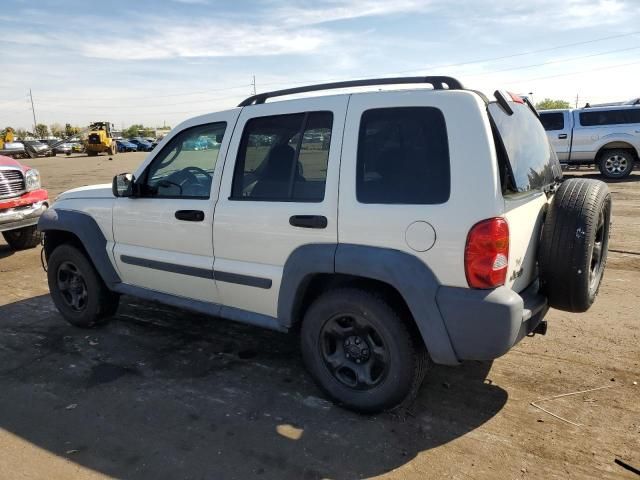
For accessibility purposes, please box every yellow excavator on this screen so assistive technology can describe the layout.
[0,127,15,150]
[85,122,117,156]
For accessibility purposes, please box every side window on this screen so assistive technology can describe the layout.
[356,107,450,204]
[539,112,565,131]
[625,108,640,123]
[231,111,333,202]
[141,122,226,199]
[580,109,626,127]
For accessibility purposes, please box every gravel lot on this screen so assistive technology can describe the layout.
[0,152,638,480]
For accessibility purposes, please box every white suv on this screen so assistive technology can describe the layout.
[38,77,612,412]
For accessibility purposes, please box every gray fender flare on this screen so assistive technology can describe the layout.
[278,243,459,365]
[38,208,121,286]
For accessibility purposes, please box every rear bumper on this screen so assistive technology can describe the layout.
[0,190,49,233]
[437,281,548,361]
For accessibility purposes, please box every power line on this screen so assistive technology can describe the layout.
[507,58,640,85]
[465,45,640,78]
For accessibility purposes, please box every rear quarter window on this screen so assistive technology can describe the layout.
[356,107,450,204]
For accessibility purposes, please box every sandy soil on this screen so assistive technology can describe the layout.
[0,153,638,480]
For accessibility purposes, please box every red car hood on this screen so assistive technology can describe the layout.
[0,155,25,168]
[0,155,28,171]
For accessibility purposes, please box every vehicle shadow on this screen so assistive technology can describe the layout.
[0,244,14,259]
[0,294,507,480]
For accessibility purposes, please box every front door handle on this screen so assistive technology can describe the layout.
[289,215,327,229]
[558,133,568,139]
[175,210,205,222]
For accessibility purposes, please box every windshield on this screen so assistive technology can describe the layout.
[488,102,562,193]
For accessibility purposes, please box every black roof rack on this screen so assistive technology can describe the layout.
[238,76,463,107]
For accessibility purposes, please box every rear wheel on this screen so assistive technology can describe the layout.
[539,178,611,312]
[301,288,429,413]
[47,244,119,327]
[2,225,42,250]
[597,149,634,179]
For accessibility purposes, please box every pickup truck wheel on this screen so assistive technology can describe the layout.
[598,149,634,179]
[2,225,42,250]
[47,244,120,328]
[300,288,429,413]
[539,178,611,312]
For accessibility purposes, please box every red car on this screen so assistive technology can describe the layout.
[0,155,49,250]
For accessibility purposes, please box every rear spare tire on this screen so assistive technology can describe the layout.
[539,178,611,312]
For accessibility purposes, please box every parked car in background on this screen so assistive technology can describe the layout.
[23,140,55,158]
[39,139,60,155]
[0,155,49,250]
[116,140,138,152]
[71,142,84,153]
[0,141,27,159]
[539,105,640,178]
[54,142,74,155]
[128,138,153,151]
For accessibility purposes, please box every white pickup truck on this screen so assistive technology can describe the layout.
[539,105,640,178]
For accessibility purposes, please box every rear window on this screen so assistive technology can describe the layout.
[539,112,565,131]
[580,108,640,126]
[488,102,562,193]
[356,107,450,204]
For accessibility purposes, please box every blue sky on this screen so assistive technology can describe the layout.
[1,0,639,131]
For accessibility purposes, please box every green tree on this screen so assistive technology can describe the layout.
[50,123,64,138]
[15,128,28,139]
[123,124,154,138]
[34,123,49,138]
[535,98,571,110]
[65,123,80,137]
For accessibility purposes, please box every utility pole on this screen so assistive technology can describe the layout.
[29,89,37,135]
[251,75,256,95]
[575,94,579,109]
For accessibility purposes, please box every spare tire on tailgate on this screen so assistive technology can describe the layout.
[538,178,611,313]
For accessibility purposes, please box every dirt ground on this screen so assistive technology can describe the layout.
[0,152,638,480]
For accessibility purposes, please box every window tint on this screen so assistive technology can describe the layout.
[539,112,565,131]
[580,108,640,126]
[356,107,450,204]
[141,122,226,198]
[231,112,332,202]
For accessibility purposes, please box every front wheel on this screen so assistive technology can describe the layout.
[47,244,120,327]
[598,149,634,179]
[300,288,429,413]
[2,225,42,250]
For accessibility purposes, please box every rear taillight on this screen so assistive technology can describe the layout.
[465,218,509,289]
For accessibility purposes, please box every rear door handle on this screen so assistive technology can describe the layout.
[289,215,327,229]
[558,133,568,139]
[175,210,205,222]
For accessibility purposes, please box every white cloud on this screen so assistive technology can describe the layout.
[272,0,431,26]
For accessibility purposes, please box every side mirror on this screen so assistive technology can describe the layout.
[112,173,135,197]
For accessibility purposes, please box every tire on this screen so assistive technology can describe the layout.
[597,149,634,179]
[300,288,429,413]
[2,225,42,250]
[539,178,611,312]
[47,244,120,327]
